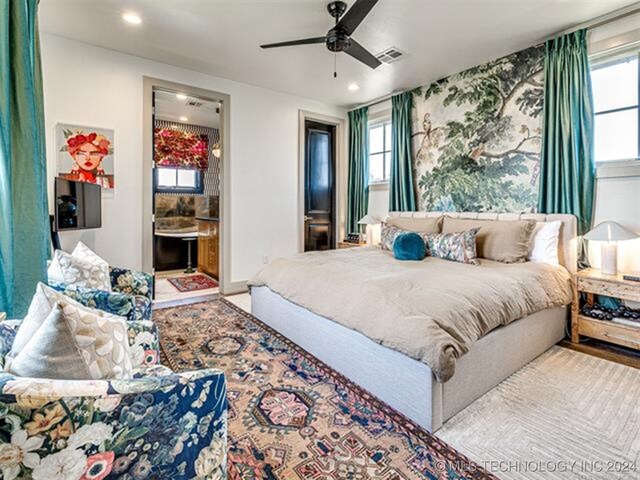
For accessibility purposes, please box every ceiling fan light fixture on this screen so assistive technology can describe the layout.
[259,0,381,71]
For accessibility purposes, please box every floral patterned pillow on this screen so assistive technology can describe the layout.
[381,223,430,252]
[426,228,481,265]
[380,222,400,251]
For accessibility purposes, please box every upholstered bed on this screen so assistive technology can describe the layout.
[250,212,577,432]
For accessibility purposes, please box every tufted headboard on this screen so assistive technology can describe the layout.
[387,211,578,274]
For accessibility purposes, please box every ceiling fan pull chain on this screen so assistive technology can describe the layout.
[334,52,337,78]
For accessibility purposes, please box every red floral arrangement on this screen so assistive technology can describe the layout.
[154,128,209,170]
[66,132,111,155]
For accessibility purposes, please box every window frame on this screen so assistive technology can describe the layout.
[154,167,204,194]
[368,117,393,185]
[590,49,640,168]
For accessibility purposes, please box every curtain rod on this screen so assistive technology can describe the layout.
[569,4,640,36]
[350,4,640,112]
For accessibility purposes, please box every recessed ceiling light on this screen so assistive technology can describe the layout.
[179,116,188,122]
[122,12,142,25]
[348,82,360,92]
[176,93,187,100]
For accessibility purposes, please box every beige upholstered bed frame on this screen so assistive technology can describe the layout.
[252,212,578,432]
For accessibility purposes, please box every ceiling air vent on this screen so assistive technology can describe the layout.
[375,47,405,64]
[186,100,204,108]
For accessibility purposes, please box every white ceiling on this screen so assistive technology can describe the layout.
[154,90,221,128]
[39,0,639,107]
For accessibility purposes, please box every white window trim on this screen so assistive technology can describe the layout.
[368,114,392,185]
[596,160,640,179]
[590,45,640,178]
[369,181,390,190]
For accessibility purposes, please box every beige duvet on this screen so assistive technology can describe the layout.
[248,247,572,382]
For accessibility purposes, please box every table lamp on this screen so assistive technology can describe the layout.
[584,221,639,275]
[358,214,380,245]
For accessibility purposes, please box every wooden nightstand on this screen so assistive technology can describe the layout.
[572,268,640,350]
[337,241,366,249]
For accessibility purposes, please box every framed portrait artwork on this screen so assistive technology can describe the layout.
[56,124,115,189]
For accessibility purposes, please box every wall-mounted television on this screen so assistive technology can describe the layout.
[54,177,102,231]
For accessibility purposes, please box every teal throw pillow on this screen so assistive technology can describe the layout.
[393,232,427,261]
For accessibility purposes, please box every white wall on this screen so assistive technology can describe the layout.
[41,34,346,283]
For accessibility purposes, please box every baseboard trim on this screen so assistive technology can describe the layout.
[221,280,248,296]
[559,339,640,369]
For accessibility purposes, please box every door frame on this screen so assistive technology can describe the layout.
[298,111,346,253]
[142,77,239,295]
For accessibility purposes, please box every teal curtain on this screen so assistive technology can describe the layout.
[346,107,369,234]
[0,0,49,317]
[538,29,595,254]
[389,92,416,211]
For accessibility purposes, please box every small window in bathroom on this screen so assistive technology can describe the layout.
[155,167,204,194]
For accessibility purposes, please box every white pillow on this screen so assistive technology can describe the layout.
[48,245,111,292]
[528,221,562,266]
[6,301,133,380]
[6,283,112,366]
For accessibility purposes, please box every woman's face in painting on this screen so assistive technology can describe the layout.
[72,142,104,171]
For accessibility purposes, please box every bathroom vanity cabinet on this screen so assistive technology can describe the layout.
[197,217,219,280]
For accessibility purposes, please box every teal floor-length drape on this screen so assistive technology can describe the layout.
[538,29,595,250]
[346,107,369,235]
[0,0,49,317]
[389,92,416,212]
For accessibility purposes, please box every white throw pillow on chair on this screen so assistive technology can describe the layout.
[48,242,111,291]
[6,282,113,367]
[6,300,133,380]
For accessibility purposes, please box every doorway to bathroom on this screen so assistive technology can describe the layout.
[142,79,231,307]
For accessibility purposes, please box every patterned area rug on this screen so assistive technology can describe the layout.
[438,346,640,480]
[167,274,218,292]
[154,298,496,480]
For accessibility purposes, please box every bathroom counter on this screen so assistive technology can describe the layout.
[154,230,198,238]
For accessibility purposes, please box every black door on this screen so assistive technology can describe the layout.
[304,120,336,251]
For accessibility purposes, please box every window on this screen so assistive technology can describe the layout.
[369,119,392,183]
[591,51,639,163]
[154,167,204,194]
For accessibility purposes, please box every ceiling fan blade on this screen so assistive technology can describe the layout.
[345,39,381,69]
[335,0,379,36]
[260,37,326,49]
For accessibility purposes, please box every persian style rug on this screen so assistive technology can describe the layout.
[168,274,218,292]
[154,298,496,480]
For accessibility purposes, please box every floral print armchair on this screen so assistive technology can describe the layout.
[0,322,227,479]
[48,267,153,321]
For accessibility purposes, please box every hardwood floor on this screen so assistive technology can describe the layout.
[560,338,640,369]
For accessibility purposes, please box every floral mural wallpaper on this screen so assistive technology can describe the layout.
[411,45,545,213]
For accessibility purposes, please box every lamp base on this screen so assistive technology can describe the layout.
[601,242,618,276]
[365,225,373,246]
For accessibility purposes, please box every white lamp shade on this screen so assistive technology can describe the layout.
[357,214,379,226]
[584,221,638,242]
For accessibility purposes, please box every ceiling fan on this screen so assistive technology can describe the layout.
[260,0,382,75]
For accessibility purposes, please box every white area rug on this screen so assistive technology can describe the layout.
[437,346,640,480]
